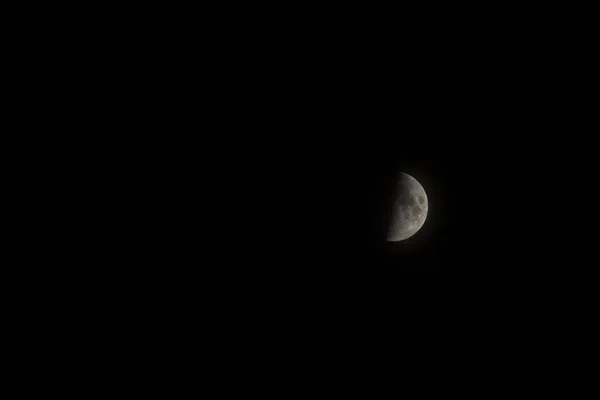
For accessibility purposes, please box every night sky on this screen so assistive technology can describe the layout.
[180,25,592,320]
[109,8,592,361]
[52,5,596,386]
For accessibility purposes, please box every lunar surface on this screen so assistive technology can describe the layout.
[387,172,428,242]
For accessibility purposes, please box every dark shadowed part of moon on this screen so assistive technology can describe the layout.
[387,172,428,242]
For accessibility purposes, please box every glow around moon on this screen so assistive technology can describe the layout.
[387,172,428,242]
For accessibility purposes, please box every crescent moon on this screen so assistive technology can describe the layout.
[387,172,428,242]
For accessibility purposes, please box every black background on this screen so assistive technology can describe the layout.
[7,3,597,391]
[130,10,596,317]
[69,7,596,381]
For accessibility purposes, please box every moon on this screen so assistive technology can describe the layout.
[387,172,428,242]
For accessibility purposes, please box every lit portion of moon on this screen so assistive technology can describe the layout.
[387,172,428,242]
